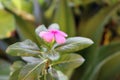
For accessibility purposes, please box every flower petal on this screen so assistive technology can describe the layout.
[58,30,68,37]
[39,31,54,43]
[39,31,47,37]
[55,33,66,44]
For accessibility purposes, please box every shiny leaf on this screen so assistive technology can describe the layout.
[6,39,41,56]
[18,60,45,80]
[52,53,85,77]
[55,37,94,53]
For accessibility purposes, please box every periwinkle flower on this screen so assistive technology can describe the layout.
[39,24,68,44]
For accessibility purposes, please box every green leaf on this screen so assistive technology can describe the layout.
[35,25,47,35]
[78,4,120,80]
[52,53,85,77]
[10,69,21,80]
[45,0,56,19]
[11,61,25,72]
[56,70,68,80]
[43,50,60,61]
[6,39,41,56]
[79,4,120,44]
[48,23,60,30]
[10,61,25,80]
[48,68,68,80]
[0,76,9,80]
[3,0,33,14]
[15,15,37,42]
[18,60,46,80]
[101,0,119,5]
[53,0,76,36]
[55,37,93,53]
[0,59,10,75]
[22,57,42,63]
[0,9,15,39]
[0,59,10,80]
[96,51,120,80]
[81,0,95,5]
[98,42,120,62]
[85,42,120,80]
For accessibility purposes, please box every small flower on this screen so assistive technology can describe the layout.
[39,24,68,44]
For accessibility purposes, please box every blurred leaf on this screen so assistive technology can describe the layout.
[72,0,81,6]
[6,39,41,56]
[81,0,95,4]
[101,0,119,5]
[79,4,120,80]
[79,4,120,44]
[2,0,34,22]
[53,0,76,36]
[55,37,93,53]
[98,42,120,62]
[18,60,45,80]
[0,76,9,80]
[0,9,15,39]
[3,0,33,14]
[96,51,120,80]
[15,15,37,42]
[53,53,85,77]
[0,59,10,80]
[0,2,4,9]
[82,42,120,80]
[11,0,21,10]
[38,0,45,5]
[45,0,56,19]
[0,59,10,75]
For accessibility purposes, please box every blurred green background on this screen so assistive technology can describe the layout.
[0,0,120,80]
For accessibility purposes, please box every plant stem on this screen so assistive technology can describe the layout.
[44,72,47,80]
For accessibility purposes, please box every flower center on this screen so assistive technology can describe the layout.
[51,30,58,34]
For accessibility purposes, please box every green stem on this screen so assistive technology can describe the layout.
[38,55,45,60]
[44,70,47,80]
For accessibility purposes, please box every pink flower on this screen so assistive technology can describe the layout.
[39,24,67,44]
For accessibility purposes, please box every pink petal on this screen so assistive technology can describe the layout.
[58,30,68,37]
[55,33,66,44]
[39,31,54,43]
[39,31,47,37]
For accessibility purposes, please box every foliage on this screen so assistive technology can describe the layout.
[6,24,93,80]
[0,0,120,80]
